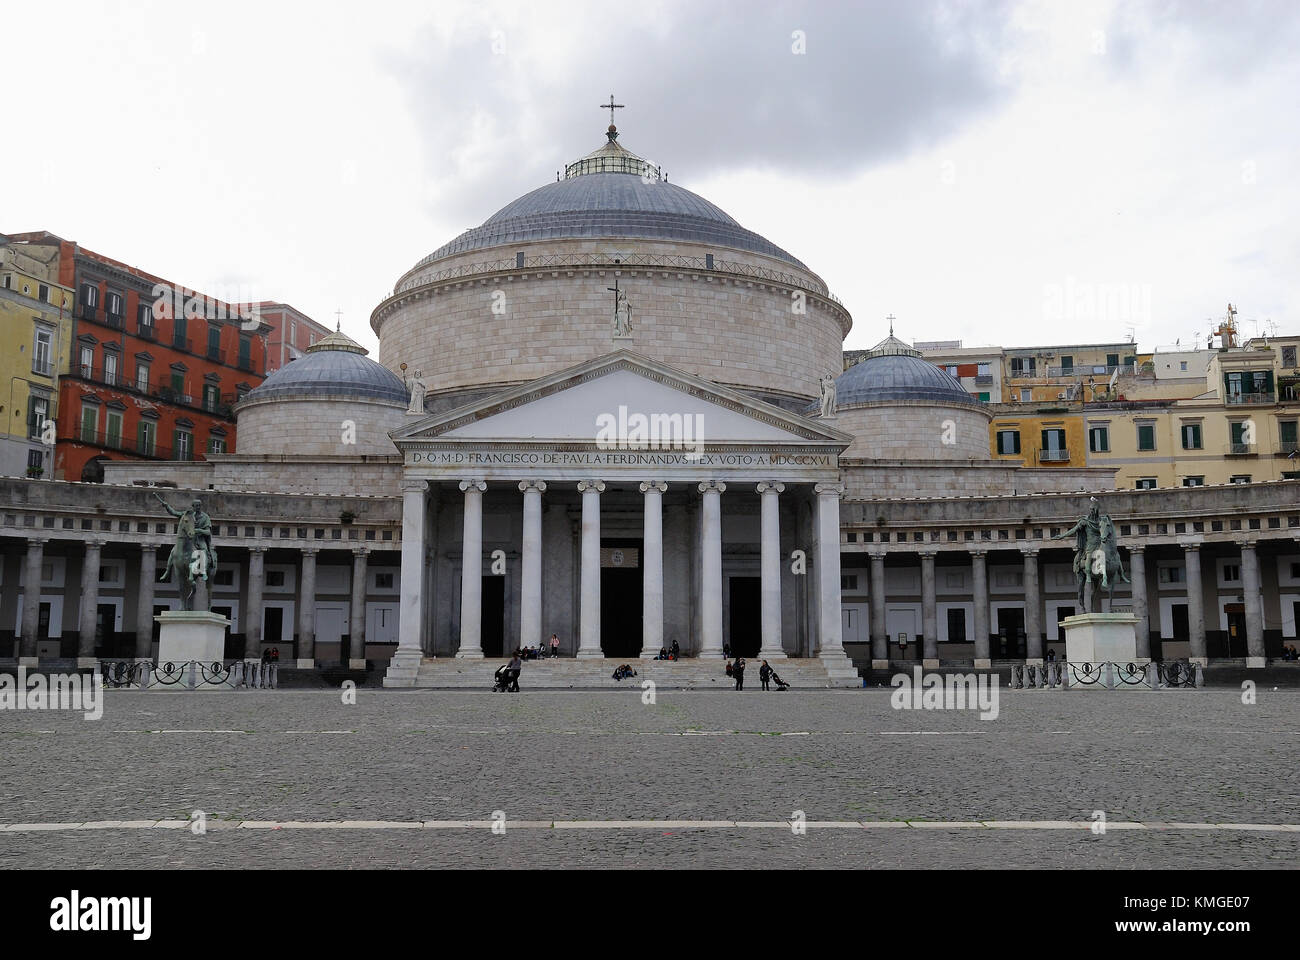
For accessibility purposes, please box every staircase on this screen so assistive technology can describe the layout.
[389,656,863,689]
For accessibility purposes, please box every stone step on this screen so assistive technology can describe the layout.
[396,656,861,689]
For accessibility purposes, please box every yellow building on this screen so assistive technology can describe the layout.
[0,235,73,478]
[988,409,1088,467]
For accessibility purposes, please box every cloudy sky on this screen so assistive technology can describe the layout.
[3,0,1297,354]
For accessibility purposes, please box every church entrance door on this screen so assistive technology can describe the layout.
[728,577,761,657]
[600,539,642,659]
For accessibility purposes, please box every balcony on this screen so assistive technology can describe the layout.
[104,312,124,330]
[136,324,157,341]
[1227,442,1257,456]
[1277,441,1298,456]
[974,374,994,386]
[30,358,54,378]
[68,426,201,462]
[207,346,226,364]
[172,336,193,353]
[1038,449,1071,463]
[1225,391,1275,406]
[78,303,98,322]
[1045,363,1136,379]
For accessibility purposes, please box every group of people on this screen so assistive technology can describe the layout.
[611,664,638,681]
[260,648,281,664]
[518,634,562,660]
[652,640,682,661]
[1282,644,1299,661]
[724,658,786,691]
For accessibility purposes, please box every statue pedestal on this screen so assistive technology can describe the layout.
[1060,612,1143,689]
[156,611,229,665]
[612,334,633,343]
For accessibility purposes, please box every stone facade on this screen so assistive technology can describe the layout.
[235,396,405,458]
[836,401,993,460]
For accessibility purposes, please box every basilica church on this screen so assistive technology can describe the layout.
[3,121,1296,682]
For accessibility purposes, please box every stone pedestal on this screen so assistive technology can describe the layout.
[1060,612,1142,688]
[156,611,229,665]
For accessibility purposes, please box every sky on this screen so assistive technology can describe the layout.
[2,0,1297,355]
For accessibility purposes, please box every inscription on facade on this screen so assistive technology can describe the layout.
[407,450,834,468]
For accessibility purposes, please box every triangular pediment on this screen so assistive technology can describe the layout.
[392,351,850,448]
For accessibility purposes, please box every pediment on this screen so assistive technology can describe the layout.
[392,351,850,448]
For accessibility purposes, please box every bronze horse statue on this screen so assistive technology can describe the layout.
[1054,499,1129,612]
[154,494,216,611]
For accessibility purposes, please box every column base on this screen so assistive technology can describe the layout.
[575,649,604,660]
[348,659,368,670]
[296,658,315,669]
[19,656,39,668]
[870,659,890,670]
[922,658,940,669]
[974,658,992,670]
[76,657,98,669]
[1025,657,1044,667]
[758,649,787,661]
[455,650,484,660]
[1246,656,1267,669]
[1189,657,1209,666]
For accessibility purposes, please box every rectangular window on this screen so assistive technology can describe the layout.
[1137,423,1156,451]
[207,325,222,361]
[976,392,990,403]
[1182,476,1204,487]
[32,328,53,376]
[1281,420,1298,453]
[1041,429,1067,460]
[27,448,43,471]
[207,437,227,454]
[106,291,123,322]
[1181,423,1202,449]
[80,283,98,308]
[203,384,220,412]
[103,352,118,386]
[136,363,150,393]
[1283,346,1297,368]
[79,345,94,378]
[1230,421,1249,445]
[28,396,49,439]
[1136,478,1157,490]
[996,430,1021,455]
[1223,564,1241,582]
[1230,475,1251,484]
[171,371,185,395]
[1060,355,1073,372]
[976,362,991,377]
[1088,425,1109,453]
[946,608,967,643]
[105,410,122,449]
[137,420,156,456]
[1159,566,1185,584]
[238,336,252,370]
[1106,353,1119,368]
[80,404,98,443]
[173,430,193,461]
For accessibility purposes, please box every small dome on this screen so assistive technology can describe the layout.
[816,334,984,411]
[245,328,408,405]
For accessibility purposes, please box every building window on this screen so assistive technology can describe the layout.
[1088,425,1109,453]
[1280,420,1298,454]
[137,419,156,456]
[1283,346,1297,368]
[27,448,44,472]
[1010,356,1035,376]
[1180,361,1188,371]
[32,328,53,376]
[976,392,990,403]
[1159,566,1185,584]
[207,325,222,361]
[1222,563,1241,583]
[136,363,150,393]
[1229,420,1252,452]
[996,430,1021,455]
[238,336,252,371]
[1136,478,1157,490]
[1181,423,1202,450]
[79,345,94,378]
[28,395,49,439]
[106,291,124,324]
[1182,476,1204,487]
[1137,423,1156,451]
[1041,428,1068,461]
[976,363,991,377]
[137,302,154,336]
[1060,355,1073,373]
[944,365,958,377]
[946,608,967,642]
[80,282,98,309]
[103,351,118,386]
[173,429,193,461]
[840,574,859,590]
[80,404,98,443]
[1106,353,1119,368]
[207,436,227,454]
[105,410,123,449]
[202,383,220,412]
[1230,475,1251,484]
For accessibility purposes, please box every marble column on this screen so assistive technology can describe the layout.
[76,540,104,665]
[518,480,547,653]
[814,482,846,659]
[1128,546,1149,660]
[136,546,157,660]
[869,550,887,668]
[576,479,605,658]
[1023,548,1043,663]
[757,482,785,659]
[243,546,266,660]
[920,550,938,667]
[389,479,428,682]
[457,479,487,659]
[297,547,318,668]
[19,538,46,663]
[1239,541,1265,667]
[640,480,668,657]
[1184,543,1206,664]
[698,481,726,656]
[349,547,368,668]
[971,550,990,669]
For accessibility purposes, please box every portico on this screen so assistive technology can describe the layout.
[384,351,857,684]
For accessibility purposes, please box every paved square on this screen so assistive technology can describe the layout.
[2,688,1297,868]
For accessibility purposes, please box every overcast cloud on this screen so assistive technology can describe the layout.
[1,0,1296,355]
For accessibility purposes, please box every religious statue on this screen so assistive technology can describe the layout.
[613,289,633,337]
[404,366,427,415]
[818,374,837,418]
[1051,496,1128,611]
[154,493,217,612]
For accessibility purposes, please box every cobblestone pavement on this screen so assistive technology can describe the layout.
[3,689,1297,869]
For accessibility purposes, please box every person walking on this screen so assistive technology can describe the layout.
[759,660,771,691]
[733,657,746,691]
[549,633,560,659]
[671,639,679,661]
[506,651,522,692]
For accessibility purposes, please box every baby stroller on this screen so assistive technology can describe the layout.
[770,669,789,691]
[492,664,520,692]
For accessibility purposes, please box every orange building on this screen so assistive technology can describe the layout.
[5,232,277,481]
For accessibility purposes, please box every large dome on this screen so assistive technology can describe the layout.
[419,174,807,269]
[245,328,408,405]
[831,335,984,410]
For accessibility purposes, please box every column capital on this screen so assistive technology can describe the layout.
[458,479,487,493]
[351,546,370,559]
[1125,543,1145,555]
[698,480,726,494]
[755,481,785,495]
[141,543,159,555]
[402,479,430,494]
[969,548,988,559]
[248,544,268,555]
[1235,538,1259,551]
[814,481,845,497]
[1019,546,1040,558]
[301,546,321,557]
[577,479,606,493]
[86,538,107,551]
[518,479,548,493]
[1179,539,1203,553]
[918,548,937,559]
[639,480,669,494]
[26,536,49,548]
[867,547,888,561]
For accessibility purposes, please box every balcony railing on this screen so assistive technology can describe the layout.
[136,324,157,341]
[207,347,226,363]
[172,336,193,352]
[1225,391,1275,405]
[1279,441,1299,456]
[30,358,54,377]
[104,312,124,330]
[69,366,235,419]
[1038,449,1071,463]
[1043,363,1137,379]
[974,374,994,385]
[69,427,203,462]
[1227,442,1257,455]
[78,302,98,322]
